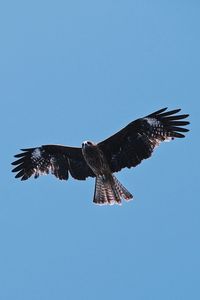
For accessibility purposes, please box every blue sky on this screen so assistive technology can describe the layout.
[0,1,199,299]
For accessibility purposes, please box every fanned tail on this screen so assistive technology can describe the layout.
[93,174,133,205]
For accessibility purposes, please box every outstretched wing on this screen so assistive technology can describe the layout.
[98,108,190,173]
[12,144,95,180]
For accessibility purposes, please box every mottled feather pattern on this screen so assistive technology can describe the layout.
[99,108,189,173]
[12,147,69,180]
[94,174,132,205]
[12,145,94,181]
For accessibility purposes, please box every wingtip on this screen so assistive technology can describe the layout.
[174,108,181,112]
[146,107,168,118]
[157,107,168,114]
[20,148,33,151]
[184,114,190,118]
[14,152,26,158]
[15,173,21,179]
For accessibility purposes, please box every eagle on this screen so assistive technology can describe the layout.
[12,108,189,205]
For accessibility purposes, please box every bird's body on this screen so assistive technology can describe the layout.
[12,108,190,205]
[81,141,108,176]
[82,141,133,204]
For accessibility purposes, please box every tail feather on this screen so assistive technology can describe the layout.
[113,175,133,200]
[93,174,133,205]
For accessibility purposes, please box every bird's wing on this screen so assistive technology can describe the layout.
[98,108,190,173]
[12,144,95,180]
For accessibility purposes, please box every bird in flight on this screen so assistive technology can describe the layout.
[12,108,189,205]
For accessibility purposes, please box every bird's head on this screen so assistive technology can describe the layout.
[82,141,96,149]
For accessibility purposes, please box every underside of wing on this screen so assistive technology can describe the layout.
[98,108,190,172]
[12,144,95,181]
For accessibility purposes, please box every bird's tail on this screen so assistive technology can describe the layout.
[93,174,133,205]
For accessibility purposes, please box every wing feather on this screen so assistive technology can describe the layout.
[12,144,95,181]
[98,108,189,172]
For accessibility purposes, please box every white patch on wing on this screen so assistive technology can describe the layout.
[50,156,57,174]
[144,117,161,127]
[144,117,173,143]
[50,156,56,164]
[32,148,42,160]
[164,137,173,142]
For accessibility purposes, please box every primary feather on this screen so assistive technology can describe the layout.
[98,108,189,172]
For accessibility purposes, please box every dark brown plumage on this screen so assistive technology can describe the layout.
[12,108,189,205]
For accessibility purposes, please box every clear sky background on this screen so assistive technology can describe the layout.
[0,1,199,299]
